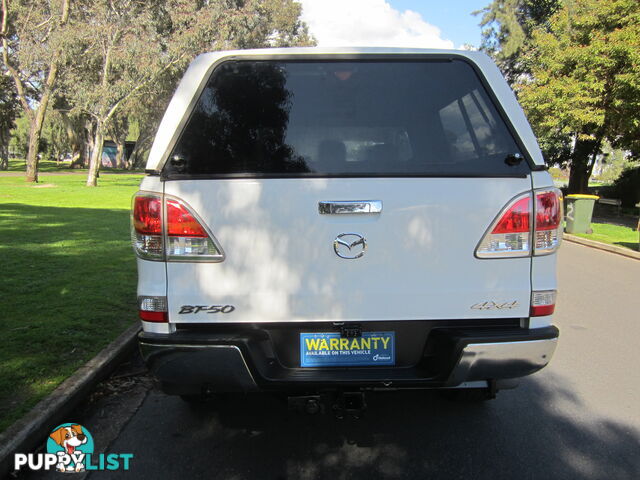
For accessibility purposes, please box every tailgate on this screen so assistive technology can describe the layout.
[164,177,532,322]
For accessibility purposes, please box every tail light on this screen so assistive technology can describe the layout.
[530,290,556,316]
[165,199,223,261]
[131,192,224,262]
[131,194,163,260]
[476,192,532,258]
[138,295,168,322]
[475,188,563,258]
[534,189,563,255]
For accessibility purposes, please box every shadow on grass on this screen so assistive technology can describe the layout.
[614,241,639,251]
[87,372,640,480]
[95,176,145,188]
[101,169,146,175]
[0,203,137,431]
[5,159,67,173]
[5,158,143,175]
[592,215,639,229]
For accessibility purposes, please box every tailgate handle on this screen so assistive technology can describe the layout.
[318,200,382,215]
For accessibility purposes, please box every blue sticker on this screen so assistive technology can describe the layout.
[300,332,395,367]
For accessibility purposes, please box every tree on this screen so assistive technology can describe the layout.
[8,112,27,157]
[593,143,636,185]
[0,73,18,169]
[41,108,76,164]
[476,0,561,83]
[55,108,91,167]
[106,113,128,168]
[63,0,313,187]
[515,0,640,193]
[125,97,170,170]
[1,0,71,182]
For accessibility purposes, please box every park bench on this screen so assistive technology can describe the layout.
[597,197,622,216]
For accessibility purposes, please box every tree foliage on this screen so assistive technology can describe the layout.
[59,0,313,186]
[515,0,640,192]
[1,0,71,181]
[592,144,628,185]
[476,0,560,82]
[609,164,640,207]
[1,0,313,184]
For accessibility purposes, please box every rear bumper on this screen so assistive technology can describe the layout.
[447,337,557,385]
[139,323,558,394]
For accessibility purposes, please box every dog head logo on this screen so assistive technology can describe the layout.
[46,423,94,473]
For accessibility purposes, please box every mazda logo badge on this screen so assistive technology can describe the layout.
[334,233,366,259]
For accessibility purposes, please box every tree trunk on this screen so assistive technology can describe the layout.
[0,126,8,170]
[68,151,81,168]
[86,122,104,187]
[115,138,126,168]
[128,135,144,169]
[568,137,600,194]
[568,162,589,193]
[70,117,94,169]
[81,118,95,168]
[128,129,154,170]
[59,110,83,168]
[25,116,44,182]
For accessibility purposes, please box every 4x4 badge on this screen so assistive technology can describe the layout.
[334,233,366,259]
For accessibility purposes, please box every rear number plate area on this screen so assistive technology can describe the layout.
[300,332,395,367]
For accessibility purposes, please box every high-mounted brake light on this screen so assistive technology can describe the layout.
[131,192,224,262]
[475,188,563,258]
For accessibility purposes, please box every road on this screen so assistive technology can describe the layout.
[25,241,640,479]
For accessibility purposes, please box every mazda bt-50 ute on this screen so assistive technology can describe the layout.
[132,47,561,408]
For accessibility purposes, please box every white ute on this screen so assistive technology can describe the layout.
[132,47,561,407]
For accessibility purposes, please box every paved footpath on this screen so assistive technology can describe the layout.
[21,242,640,480]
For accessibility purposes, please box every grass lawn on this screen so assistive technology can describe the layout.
[0,172,143,432]
[5,158,81,172]
[573,222,639,251]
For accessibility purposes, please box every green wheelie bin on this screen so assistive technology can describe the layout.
[565,194,599,234]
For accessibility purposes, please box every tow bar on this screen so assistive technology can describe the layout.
[288,391,367,418]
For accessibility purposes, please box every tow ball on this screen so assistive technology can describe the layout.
[333,392,367,419]
[288,391,367,418]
